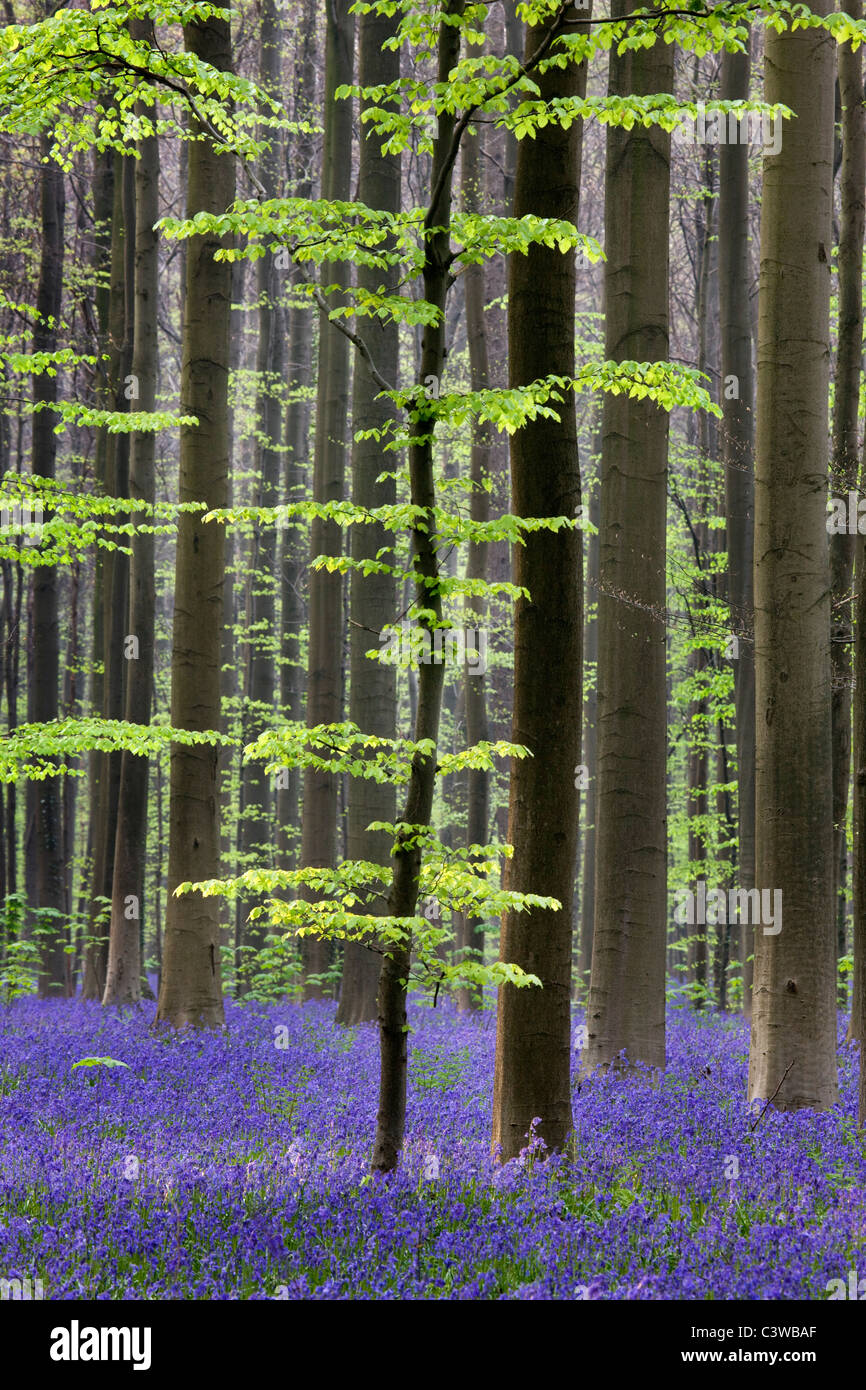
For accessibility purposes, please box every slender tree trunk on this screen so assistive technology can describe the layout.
[236,0,284,994]
[1,557,22,902]
[579,460,600,992]
[857,544,866,1111]
[584,1,672,1072]
[719,44,757,1018]
[686,639,709,1000]
[83,150,133,1000]
[104,54,160,1005]
[830,6,864,1025]
[451,121,491,1013]
[30,135,68,998]
[278,0,318,877]
[491,8,586,1161]
[747,7,837,1110]
[299,0,355,1000]
[80,147,113,997]
[371,1,464,1173]
[156,15,235,1029]
[337,0,401,1026]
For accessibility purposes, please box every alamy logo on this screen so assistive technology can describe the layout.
[673,103,783,156]
[50,1321,152,1371]
[0,501,43,545]
[826,1270,866,1300]
[827,492,866,533]
[0,1276,43,1300]
[379,620,488,674]
[673,881,782,936]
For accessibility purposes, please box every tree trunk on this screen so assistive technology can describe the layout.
[236,0,284,994]
[579,460,600,993]
[584,1,672,1072]
[299,0,355,1001]
[747,7,837,1110]
[277,22,317,881]
[156,14,235,1029]
[337,0,401,1027]
[452,121,491,1013]
[719,44,756,1018]
[371,1,464,1173]
[830,5,864,1025]
[491,8,586,1161]
[82,149,133,1000]
[104,49,160,1006]
[30,135,68,998]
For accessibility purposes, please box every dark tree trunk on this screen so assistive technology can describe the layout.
[104,45,160,1005]
[453,121,491,1013]
[299,0,355,1001]
[30,136,68,998]
[491,8,586,1161]
[371,2,464,1173]
[337,0,401,1027]
[83,149,133,1000]
[831,4,864,1027]
[156,15,235,1029]
[236,0,285,994]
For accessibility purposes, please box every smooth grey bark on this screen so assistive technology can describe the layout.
[584,1,672,1072]
[747,7,837,1110]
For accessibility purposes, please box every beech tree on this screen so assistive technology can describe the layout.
[336,0,401,1027]
[830,3,864,1022]
[104,21,161,1005]
[584,0,674,1073]
[748,1,837,1110]
[491,3,587,1161]
[719,41,756,1017]
[156,13,236,1029]
[30,131,67,998]
[298,0,355,1002]
[235,0,285,995]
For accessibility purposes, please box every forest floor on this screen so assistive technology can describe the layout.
[0,994,863,1299]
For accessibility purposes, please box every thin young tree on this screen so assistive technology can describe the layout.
[454,120,491,1015]
[277,3,318,873]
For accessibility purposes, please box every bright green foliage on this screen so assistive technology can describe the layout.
[0,717,232,783]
